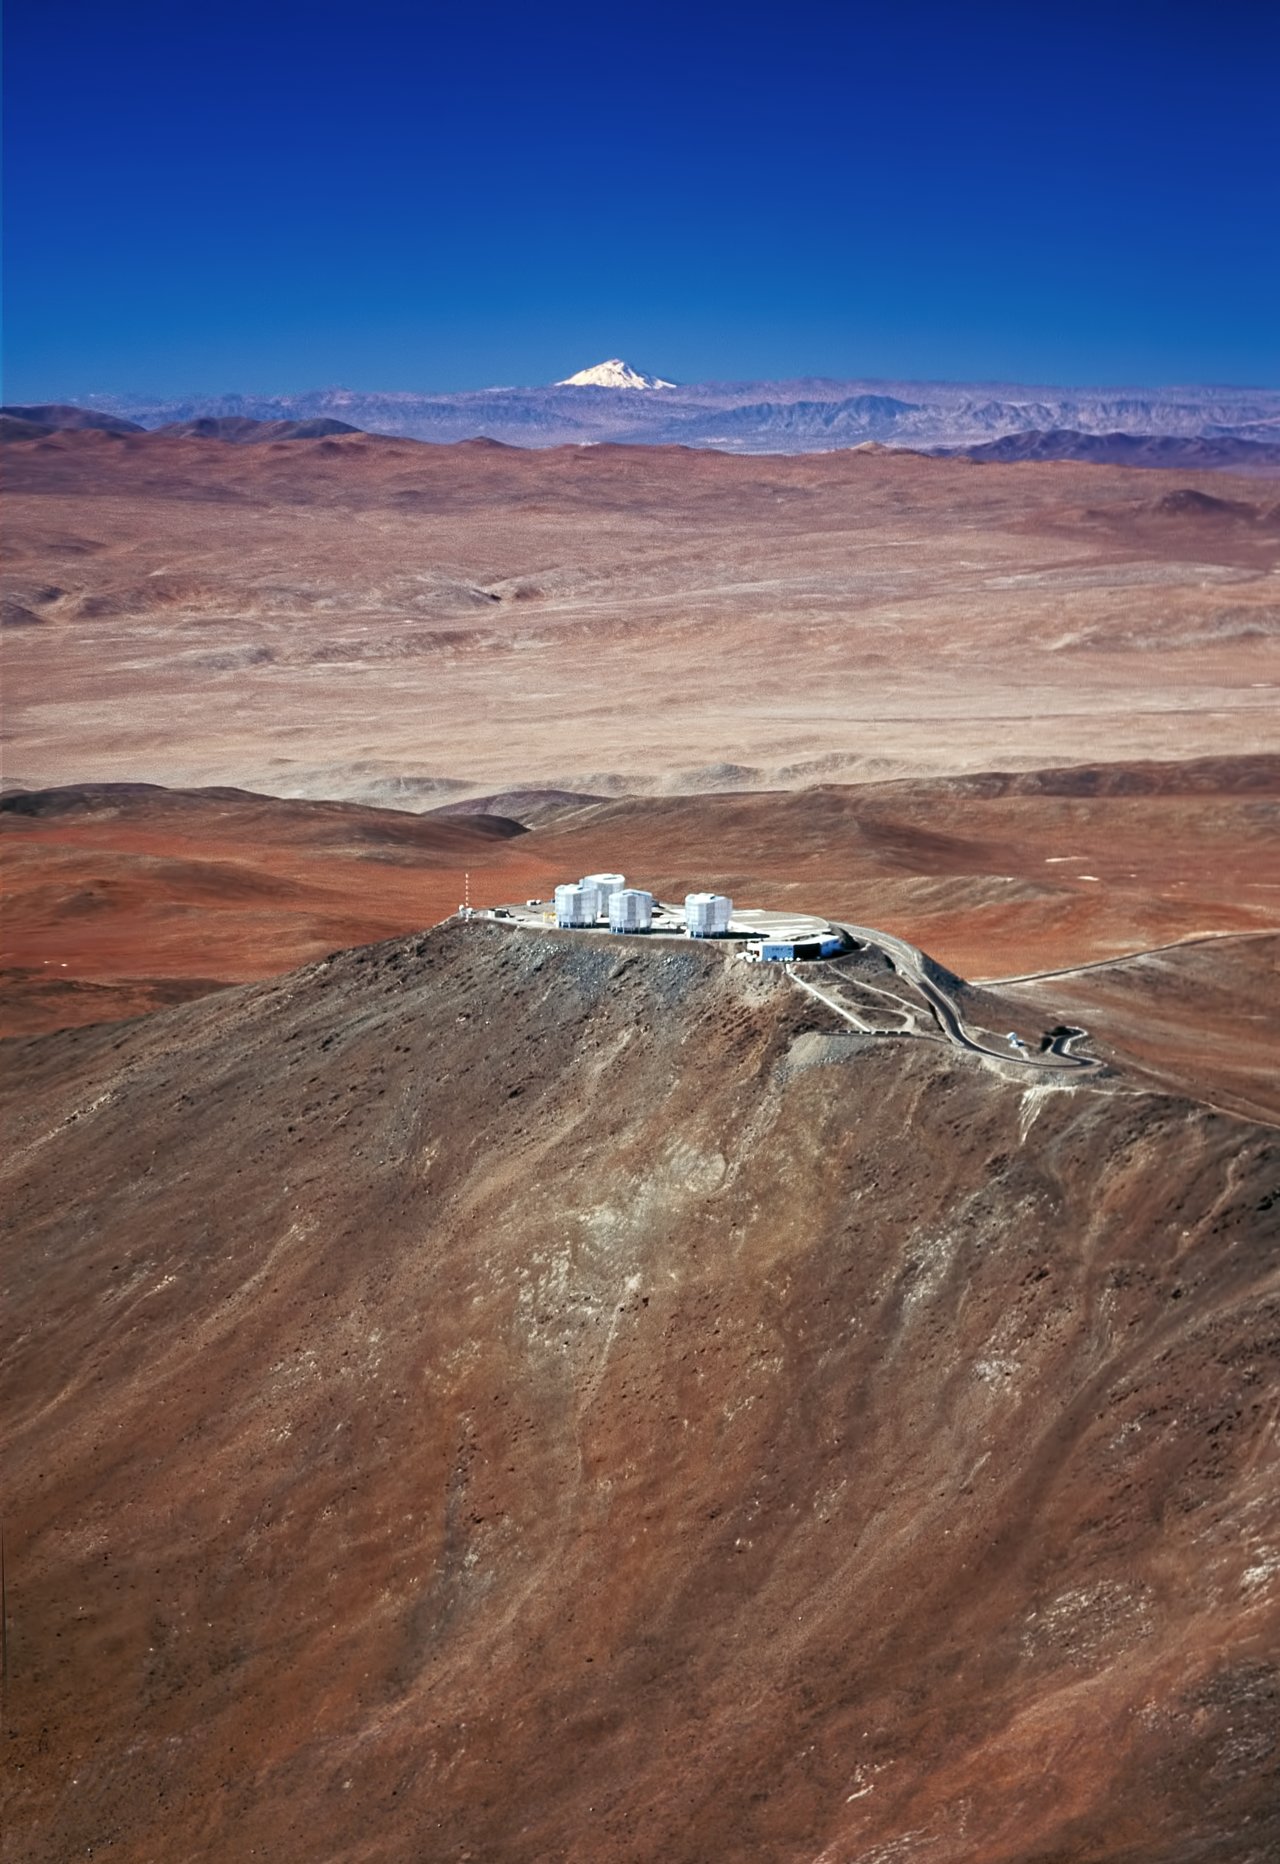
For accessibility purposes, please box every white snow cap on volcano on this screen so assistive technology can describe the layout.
[556,358,676,390]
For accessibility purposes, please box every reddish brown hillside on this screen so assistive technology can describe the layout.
[0,783,548,1031]
[3,922,1277,1861]
[4,757,1278,1044]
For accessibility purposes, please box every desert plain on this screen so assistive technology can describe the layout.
[4,428,1278,802]
[3,426,1279,1862]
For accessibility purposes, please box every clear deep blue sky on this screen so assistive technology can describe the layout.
[5,0,1278,397]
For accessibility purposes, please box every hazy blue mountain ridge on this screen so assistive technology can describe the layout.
[31,374,1280,456]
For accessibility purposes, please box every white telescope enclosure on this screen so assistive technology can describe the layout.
[609,888,653,932]
[685,891,733,936]
[555,883,594,927]
[579,872,625,921]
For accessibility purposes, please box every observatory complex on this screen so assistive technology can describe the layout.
[476,875,1098,1071]
[495,873,847,960]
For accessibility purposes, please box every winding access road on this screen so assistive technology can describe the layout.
[795,922,1101,1074]
[490,897,1099,1074]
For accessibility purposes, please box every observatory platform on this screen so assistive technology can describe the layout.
[488,895,847,958]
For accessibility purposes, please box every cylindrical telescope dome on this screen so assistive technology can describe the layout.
[608,887,653,932]
[555,883,594,928]
[580,872,625,922]
[685,891,733,937]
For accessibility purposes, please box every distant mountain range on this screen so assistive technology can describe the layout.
[9,363,1280,467]
[935,429,1280,472]
[0,405,362,444]
[1,403,146,438]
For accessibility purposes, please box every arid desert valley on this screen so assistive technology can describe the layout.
[3,415,1279,1862]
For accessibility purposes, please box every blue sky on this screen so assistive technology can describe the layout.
[5,0,1278,397]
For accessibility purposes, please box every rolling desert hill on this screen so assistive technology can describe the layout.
[942,430,1280,473]
[0,782,532,1031]
[1001,931,1280,1129]
[3,919,1278,1861]
[4,755,1277,1118]
[4,431,1278,806]
[0,403,146,436]
[151,415,366,442]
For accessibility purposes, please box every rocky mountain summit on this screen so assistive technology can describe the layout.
[555,357,676,389]
[4,917,1277,1860]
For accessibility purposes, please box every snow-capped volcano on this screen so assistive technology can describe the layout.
[555,358,676,390]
